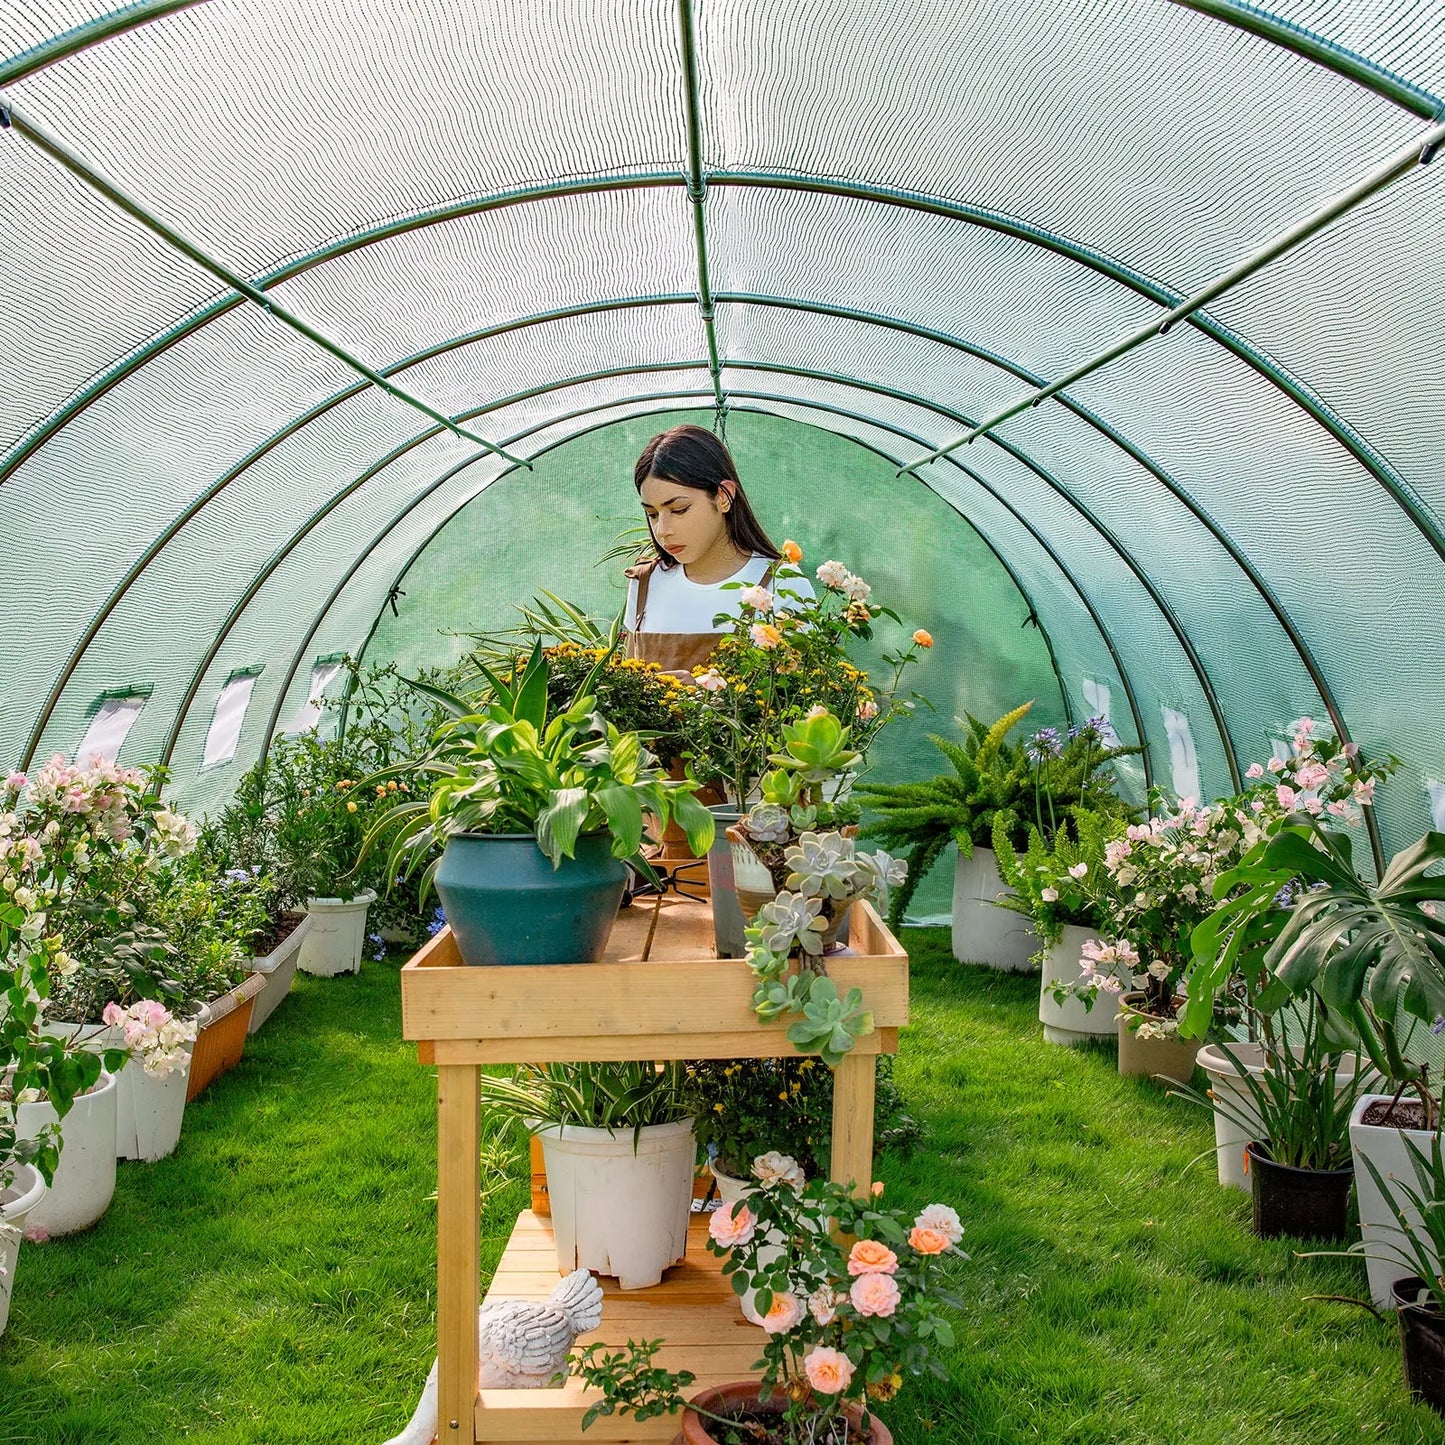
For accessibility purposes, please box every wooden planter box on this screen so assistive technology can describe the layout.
[187,972,266,1101]
[401,894,909,1445]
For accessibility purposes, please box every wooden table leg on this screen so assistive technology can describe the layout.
[437,1063,480,1444]
[828,1050,876,1200]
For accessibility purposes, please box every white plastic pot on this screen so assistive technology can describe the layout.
[707,1162,787,1328]
[537,1118,696,1290]
[1351,1092,1439,1309]
[298,890,377,977]
[952,845,1036,971]
[710,1160,752,1206]
[1200,1048,1378,1194]
[248,911,314,1032]
[43,1020,192,1162]
[1038,923,1116,1045]
[17,1069,118,1236]
[1,1163,46,1337]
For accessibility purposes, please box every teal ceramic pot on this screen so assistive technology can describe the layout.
[434,833,629,965]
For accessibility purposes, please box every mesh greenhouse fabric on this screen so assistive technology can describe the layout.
[1,0,1443,887]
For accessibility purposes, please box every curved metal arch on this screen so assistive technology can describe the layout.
[5,170,1438,572]
[16,294,698,770]
[1166,0,1444,120]
[0,0,206,86]
[154,353,1212,786]
[263,396,1071,764]
[721,360,1245,787]
[25,286,1365,802]
[221,379,1151,792]
[346,388,1150,777]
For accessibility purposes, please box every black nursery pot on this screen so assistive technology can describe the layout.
[1393,1277,1445,1416]
[1245,1141,1354,1242]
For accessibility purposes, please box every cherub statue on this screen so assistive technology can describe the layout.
[382,1268,604,1444]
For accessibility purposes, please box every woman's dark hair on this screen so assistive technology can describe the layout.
[632,424,780,569]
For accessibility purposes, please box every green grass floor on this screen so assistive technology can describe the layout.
[1,929,1440,1444]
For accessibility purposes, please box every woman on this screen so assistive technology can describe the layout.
[625,424,813,678]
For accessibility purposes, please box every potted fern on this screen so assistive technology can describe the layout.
[992,809,1124,1044]
[857,706,1136,969]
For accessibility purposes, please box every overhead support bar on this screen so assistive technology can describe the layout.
[900,115,1445,475]
[676,0,726,415]
[1167,0,1444,121]
[0,94,528,468]
[0,0,207,87]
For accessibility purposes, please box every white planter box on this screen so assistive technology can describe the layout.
[43,1021,193,1162]
[0,1164,45,1337]
[248,911,314,1033]
[1351,1092,1440,1309]
[537,1119,696,1290]
[298,890,377,977]
[952,845,1037,972]
[16,1069,118,1237]
[1039,923,1116,1045]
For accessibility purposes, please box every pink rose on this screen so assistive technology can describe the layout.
[738,585,774,613]
[849,1272,900,1317]
[847,1238,898,1275]
[804,1347,854,1394]
[707,1202,756,1248]
[760,1291,804,1334]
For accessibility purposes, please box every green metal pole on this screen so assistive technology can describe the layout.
[903,116,1445,473]
[0,95,528,468]
[676,0,726,417]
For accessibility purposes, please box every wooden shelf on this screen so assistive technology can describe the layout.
[403,894,910,1445]
[401,893,908,1063]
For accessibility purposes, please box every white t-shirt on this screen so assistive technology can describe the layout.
[625,555,815,634]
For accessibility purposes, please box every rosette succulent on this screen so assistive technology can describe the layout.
[757,890,827,956]
[784,831,860,900]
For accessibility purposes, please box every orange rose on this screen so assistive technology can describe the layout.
[847,1238,899,1275]
[781,539,803,564]
[908,1225,950,1255]
[912,629,934,648]
[870,1180,885,1198]
[804,1346,854,1394]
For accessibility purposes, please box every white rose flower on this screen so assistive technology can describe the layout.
[752,1151,805,1190]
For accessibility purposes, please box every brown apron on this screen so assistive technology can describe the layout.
[623,559,727,676]
[623,557,771,885]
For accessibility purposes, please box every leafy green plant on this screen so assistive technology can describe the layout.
[362,635,715,903]
[1353,1131,1445,1310]
[476,1061,691,1134]
[991,807,1118,950]
[1189,820,1445,1122]
[857,705,1137,929]
[1170,997,1369,1171]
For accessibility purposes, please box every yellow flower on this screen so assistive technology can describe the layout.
[714,1103,725,1113]
[376,785,387,797]
[346,801,358,813]
[778,1091,789,1101]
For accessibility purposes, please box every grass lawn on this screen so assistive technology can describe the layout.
[1,927,1439,1444]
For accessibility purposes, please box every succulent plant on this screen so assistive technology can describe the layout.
[757,889,827,956]
[741,802,793,845]
[784,831,860,900]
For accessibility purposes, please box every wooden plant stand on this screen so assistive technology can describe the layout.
[401,894,909,1445]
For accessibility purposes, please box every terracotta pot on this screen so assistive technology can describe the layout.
[674,1380,893,1444]
[1116,992,1200,1085]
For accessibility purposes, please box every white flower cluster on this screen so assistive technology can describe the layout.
[102,1000,198,1080]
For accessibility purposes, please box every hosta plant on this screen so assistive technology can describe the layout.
[362,634,714,901]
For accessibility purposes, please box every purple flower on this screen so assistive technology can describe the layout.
[367,931,385,962]
[1432,1016,1444,1036]
[426,906,448,939]
[1027,727,1063,762]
